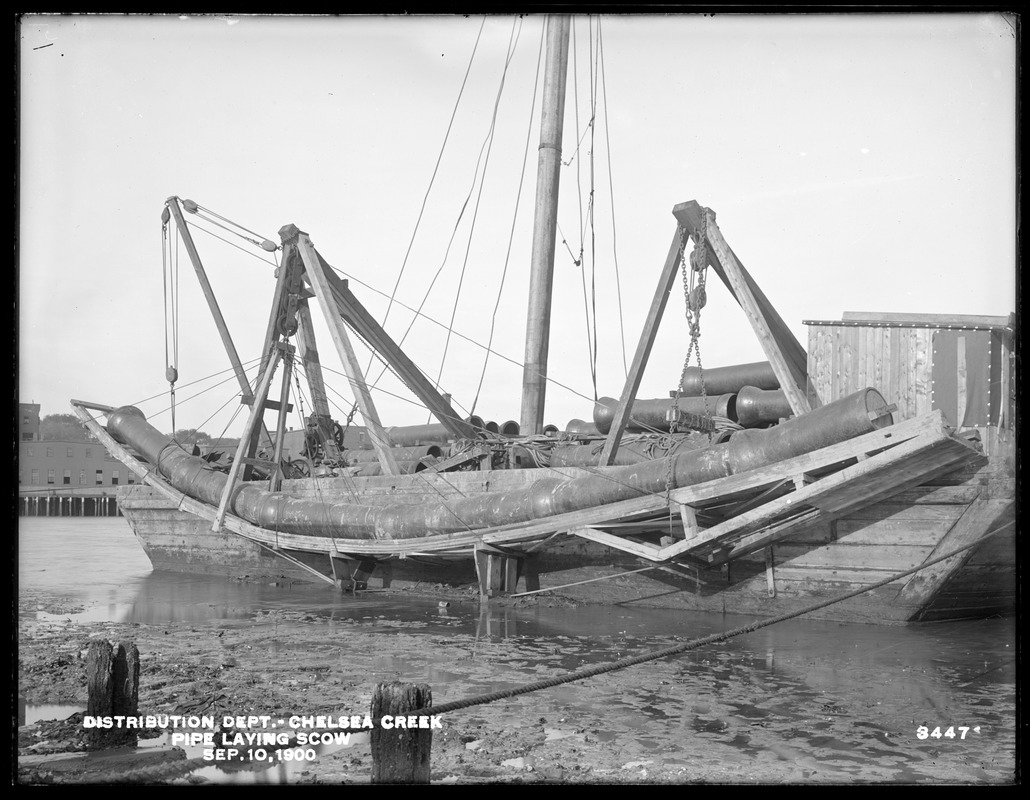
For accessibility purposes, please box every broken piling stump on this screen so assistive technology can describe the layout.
[370,682,432,784]
[85,639,140,750]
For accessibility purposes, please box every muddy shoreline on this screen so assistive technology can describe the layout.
[16,587,1016,785]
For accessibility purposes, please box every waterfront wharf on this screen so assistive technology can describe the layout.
[18,487,122,517]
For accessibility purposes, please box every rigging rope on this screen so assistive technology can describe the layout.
[596,18,628,379]
[373,16,487,361]
[470,22,545,417]
[433,17,524,408]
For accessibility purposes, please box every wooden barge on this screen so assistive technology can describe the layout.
[73,202,1016,625]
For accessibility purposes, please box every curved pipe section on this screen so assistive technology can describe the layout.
[107,389,891,542]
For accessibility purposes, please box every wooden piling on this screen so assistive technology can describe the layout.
[85,639,140,749]
[370,682,432,784]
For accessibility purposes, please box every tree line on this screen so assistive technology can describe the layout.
[37,414,235,446]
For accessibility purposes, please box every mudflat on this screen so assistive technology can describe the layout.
[16,587,1016,785]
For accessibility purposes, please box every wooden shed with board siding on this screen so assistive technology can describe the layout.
[805,312,1016,461]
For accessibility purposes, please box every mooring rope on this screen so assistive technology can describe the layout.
[38,519,1011,784]
[407,519,1014,719]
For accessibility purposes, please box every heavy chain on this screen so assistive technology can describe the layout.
[666,209,713,503]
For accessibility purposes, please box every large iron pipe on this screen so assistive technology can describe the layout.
[565,418,600,436]
[106,388,891,541]
[735,386,794,428]
[550,433,710,467]
[681,361,779,395]
[386,415,485,446]
[345,445,442,464]
[593,395,736,434]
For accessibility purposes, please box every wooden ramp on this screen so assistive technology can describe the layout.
[562,410,984,566]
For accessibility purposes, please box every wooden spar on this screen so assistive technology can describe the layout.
[165,197,274,447]
[599,220,686,465]
[211,344,285,532]
[673,201,815,415]
[289,227,399,475]
[315,257,479,442]
[268,349,294,490]
[241,234,296,478]
[520,14,571,435]
[294,300,344,462]
[278,242,343,462]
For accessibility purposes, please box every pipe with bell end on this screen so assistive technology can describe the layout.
[680,361,779,395]
[735,386,794,428]
[593,395,736,434]
[565,418,600,436]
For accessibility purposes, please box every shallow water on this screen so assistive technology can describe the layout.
[18,517,1018,783]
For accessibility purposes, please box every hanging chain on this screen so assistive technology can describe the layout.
[161,204,179,438]
[665,209,713,503]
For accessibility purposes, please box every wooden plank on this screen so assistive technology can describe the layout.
[841,311,1012,328]
[569,526,664,561]
[833,519,956,547]
[894,495,1015,614]
[292,229,399,476]
[165,199,256,407]
[812,437,979,515]
[873,325,885,397]
[837,502,968,522]
[770,567,909,587]
[322,268,479,443]
[599,224,685,465]
[674,204,811,416]
[708,508,825,563]
[888,326,901,416]
[658,423,960,559]
[914,328,932,416]
[774,542,933,572]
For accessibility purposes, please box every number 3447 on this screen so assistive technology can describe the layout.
[917,725,981,740]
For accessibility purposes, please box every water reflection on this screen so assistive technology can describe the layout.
[18,518,1017,784]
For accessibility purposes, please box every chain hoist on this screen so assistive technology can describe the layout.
[665,208,713,504]
[161,204,179,437]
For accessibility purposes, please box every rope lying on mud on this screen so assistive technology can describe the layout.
[409,519,1015,718]
[32,520,1012,784]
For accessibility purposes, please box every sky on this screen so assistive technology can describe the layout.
[17,13,1017,440]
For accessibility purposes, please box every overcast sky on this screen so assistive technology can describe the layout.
[18,13,1016,438]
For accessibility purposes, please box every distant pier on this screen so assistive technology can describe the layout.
[19,488,122,517]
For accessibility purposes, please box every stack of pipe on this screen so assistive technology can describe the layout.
[585,361,795,434]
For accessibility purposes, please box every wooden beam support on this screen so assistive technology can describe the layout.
[211,346,282,533]
[673,201,814,414]
[677,503,700,541]
[599,222,686,465]
[166,198,257,405]
[289,227,399,476]
[316,259,479,443]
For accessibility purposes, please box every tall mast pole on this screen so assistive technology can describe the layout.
[520,14,571,435]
